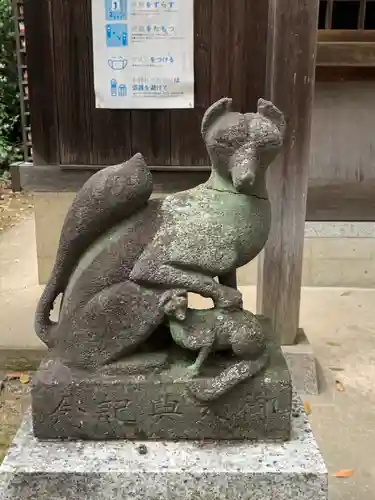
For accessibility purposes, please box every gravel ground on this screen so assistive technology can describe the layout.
[0,373,32,464]
[0,182,37,465]
[0,182,34,234]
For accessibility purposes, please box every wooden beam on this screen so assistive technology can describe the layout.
[316,66,375,81]
[317,41,375,67]
[257,0,319,345]
[15,163,375,222]
[318,30,375,42]
[317,31,375,68]
[16,163,209,193]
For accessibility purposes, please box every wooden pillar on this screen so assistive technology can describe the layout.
[23,0,60,165]
[257,0,319,345]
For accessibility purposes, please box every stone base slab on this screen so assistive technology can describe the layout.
[282,331,319,396]
[0,396,328,500]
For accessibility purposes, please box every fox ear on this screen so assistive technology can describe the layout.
[201,97,232,139]
[257,98,286,137]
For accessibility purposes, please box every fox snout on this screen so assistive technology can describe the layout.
[230,152,259,194]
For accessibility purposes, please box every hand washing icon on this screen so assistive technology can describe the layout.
[106,24,128,47]
[110,79,127,97]
[108,57,128,70]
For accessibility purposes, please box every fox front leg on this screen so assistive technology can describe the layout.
[187,346,212,377]
[130,261,243,310]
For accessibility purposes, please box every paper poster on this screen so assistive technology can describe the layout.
[91,0,194,109]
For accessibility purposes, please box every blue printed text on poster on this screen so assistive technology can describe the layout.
[105,0,127,21]
[106,24,128,47]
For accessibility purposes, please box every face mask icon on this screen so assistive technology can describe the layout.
[108,57,128,70]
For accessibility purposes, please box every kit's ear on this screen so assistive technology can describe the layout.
[257,98,286,138]
[201,97,233,139]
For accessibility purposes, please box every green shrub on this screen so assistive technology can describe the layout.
[0,0,22,169]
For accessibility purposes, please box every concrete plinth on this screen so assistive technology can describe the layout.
[282,331,319,396]
[0,396,327,500]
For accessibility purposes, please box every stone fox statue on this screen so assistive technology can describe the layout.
[35,97,286,374]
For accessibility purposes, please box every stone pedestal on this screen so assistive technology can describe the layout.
[0,397,327,500]
[31,317,292,442]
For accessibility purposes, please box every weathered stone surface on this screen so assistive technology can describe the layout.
[0,396,327,500]
[167,308,270,401]
[32,97,290,431]
[283,347,319,396]
[35,153,153,347]
[34,98,285,367]
[31,319,292,441]
[46,202,165,370]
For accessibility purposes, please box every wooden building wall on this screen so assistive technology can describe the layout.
[21,0,375,221]
[312,0,375,185]
[311,80,375,184]
[24,0,269,167]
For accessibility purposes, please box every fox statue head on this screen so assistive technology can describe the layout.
[201,97,286,195]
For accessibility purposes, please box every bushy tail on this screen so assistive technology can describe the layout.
[35,284,59,346]
[35,153,153,346]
